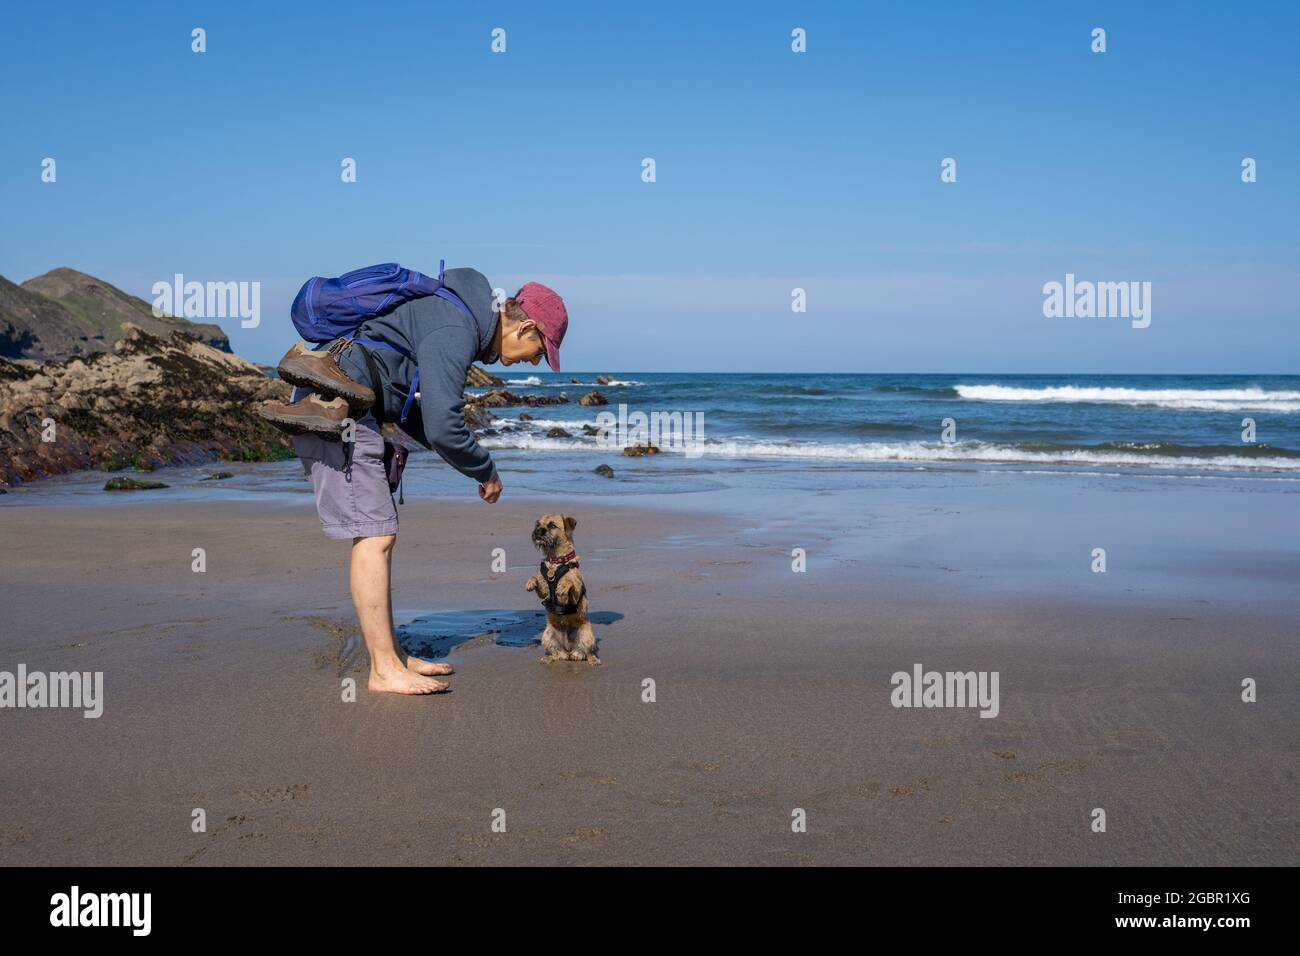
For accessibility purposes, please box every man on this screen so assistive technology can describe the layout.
[258,269,569,695]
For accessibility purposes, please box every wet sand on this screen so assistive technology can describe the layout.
[0,492,1296,865]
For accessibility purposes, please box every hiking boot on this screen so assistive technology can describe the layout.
[276,342,375,408]
[257,394,351,434]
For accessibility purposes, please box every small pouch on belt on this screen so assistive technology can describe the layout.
[382,441,409,502]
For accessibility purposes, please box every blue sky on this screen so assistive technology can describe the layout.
[2,1,1296,372]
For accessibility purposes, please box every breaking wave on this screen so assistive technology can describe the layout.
[953,384,1300,413]
[478,432,1300,471]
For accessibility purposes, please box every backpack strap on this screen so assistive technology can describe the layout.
[401,368,420,424]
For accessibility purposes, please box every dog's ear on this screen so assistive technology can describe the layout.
[563,516,577,533]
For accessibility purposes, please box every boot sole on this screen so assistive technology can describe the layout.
[257,408,347,435]
[278,357,375,407]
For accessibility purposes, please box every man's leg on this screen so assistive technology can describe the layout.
[350,534,451,694]
[379,535,456,678]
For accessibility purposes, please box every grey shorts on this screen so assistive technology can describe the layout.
[292,397,398,540]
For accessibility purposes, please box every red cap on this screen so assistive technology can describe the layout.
[515,282,568,372]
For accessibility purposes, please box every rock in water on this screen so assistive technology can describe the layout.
[465,388,568,408]
[104,476,169,491]
[464,364,505,388]
[546,427,572,438]
[594,464,614,478]
[578,390,608,406]
[201,471,235,481]
[595,375,614,385]
[623,444,660,457]
[461,402,496,431]
[0,323,292,486]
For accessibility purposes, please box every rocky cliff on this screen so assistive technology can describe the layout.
[1,268,230,361]
[0,324,289,486]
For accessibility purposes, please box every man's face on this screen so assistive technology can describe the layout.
[500,321,547,367]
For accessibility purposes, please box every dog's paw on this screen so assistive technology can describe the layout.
[525,577,539,592]
[587,655,602,666]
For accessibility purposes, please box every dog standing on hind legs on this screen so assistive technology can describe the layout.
[525,514,599,665]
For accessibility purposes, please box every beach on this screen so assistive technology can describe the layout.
[2,0,1296,915]
[1,467,1295,866]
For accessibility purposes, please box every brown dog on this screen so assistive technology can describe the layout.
[525,514,599,665]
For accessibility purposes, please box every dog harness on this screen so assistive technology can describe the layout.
[538,554,586,616]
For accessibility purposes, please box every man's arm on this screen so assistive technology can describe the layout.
[412,323,498,485]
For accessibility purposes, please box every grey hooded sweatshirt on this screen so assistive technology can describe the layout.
[335,267,499,484]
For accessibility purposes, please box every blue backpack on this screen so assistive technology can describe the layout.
[289,260,476,424]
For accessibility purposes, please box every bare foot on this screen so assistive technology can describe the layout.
[404,656,454,677]
[368,666,449,695]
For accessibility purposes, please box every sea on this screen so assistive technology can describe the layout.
[479,371,1300,472]
[6,372,1300,504]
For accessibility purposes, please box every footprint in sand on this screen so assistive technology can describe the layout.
[0,826,30,848]
[236,784,310,803]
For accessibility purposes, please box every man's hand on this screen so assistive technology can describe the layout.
[478,473,502,503]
